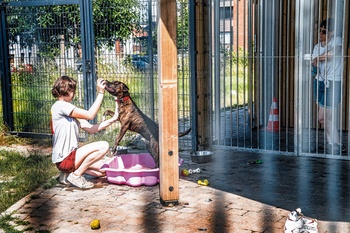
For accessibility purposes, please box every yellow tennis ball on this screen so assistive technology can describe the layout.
[181,169,189,176]
[90,219,100,230]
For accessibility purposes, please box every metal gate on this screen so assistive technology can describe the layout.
[0,0,192,150]
[212,0,349,159]
[0,0,95,136]
[3,0,348,158]
[91,0,192,150]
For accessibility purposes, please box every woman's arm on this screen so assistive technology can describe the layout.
[80,104,119,134]
[70,78,106,120]
[313,45,342,63]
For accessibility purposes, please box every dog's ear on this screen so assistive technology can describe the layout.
[122,83,129,93]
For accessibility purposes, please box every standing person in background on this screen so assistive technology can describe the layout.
[312,18,343,155]
[51,76,119,188]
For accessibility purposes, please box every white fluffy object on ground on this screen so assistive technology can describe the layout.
[284,208,318,233]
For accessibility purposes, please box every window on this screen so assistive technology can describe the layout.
[220,6,232,20]
[220,32,231,45]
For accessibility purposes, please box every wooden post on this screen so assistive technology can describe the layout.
[158,0,179,206]
[196,0,211,150]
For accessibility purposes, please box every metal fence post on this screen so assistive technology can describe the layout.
[0,2,14,130]
[80,0,96,117]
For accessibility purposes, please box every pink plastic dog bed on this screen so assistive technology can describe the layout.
[101,153,159,187]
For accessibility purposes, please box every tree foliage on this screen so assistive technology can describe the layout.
[92,0,142,47]
[6,0,141,53]
[177,0,189,50]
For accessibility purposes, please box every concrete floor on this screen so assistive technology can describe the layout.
[214,108,350,158]
[1,149,349,232]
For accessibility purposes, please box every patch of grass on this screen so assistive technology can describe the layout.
[0,124,26,146]
[0,146,56,233]
[0,127,56,232]
[221,48,250,109]
[25,137,52,148]
[0,150,57,213]
[0,214,22,233]
[0,213,46,233]
[0,124,58,233]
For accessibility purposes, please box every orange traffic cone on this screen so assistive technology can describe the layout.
[266,97,280,132]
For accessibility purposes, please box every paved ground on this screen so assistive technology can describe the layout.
[1,149,350,233]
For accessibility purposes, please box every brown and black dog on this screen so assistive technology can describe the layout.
[103,80,191,165]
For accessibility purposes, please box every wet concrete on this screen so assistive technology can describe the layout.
[206,149,350,222]
[216,108,350,158]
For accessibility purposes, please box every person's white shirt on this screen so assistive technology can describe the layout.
[312,36,342,81]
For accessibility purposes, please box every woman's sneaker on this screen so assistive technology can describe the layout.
[58,172,69,185]
[67,173,94,189]
[341,144,347,153]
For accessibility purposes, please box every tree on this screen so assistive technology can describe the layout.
[6,0,142,55]
[92,0,142,47]
[177,0,189,51]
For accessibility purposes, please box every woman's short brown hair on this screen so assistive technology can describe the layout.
[51,76,77,98]
[320,18,334,32]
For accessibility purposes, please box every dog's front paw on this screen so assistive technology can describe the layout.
[102,110,115,121]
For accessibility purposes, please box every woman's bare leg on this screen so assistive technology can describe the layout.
[324,107,340,145]
[318,106,325,126]
[84,160,106,177]
[74,141,109,177]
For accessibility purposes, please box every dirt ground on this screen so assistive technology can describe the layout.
[0,144,52,157]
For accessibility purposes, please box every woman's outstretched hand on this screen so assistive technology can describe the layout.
[97,78,106,94]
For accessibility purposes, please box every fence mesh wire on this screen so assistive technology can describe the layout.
[1,0,192,150]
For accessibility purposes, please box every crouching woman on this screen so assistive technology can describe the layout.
[51,76,118,189]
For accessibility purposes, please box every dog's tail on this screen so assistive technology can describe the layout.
[179,127,191,137]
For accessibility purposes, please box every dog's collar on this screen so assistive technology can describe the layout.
[115,96,130,103]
